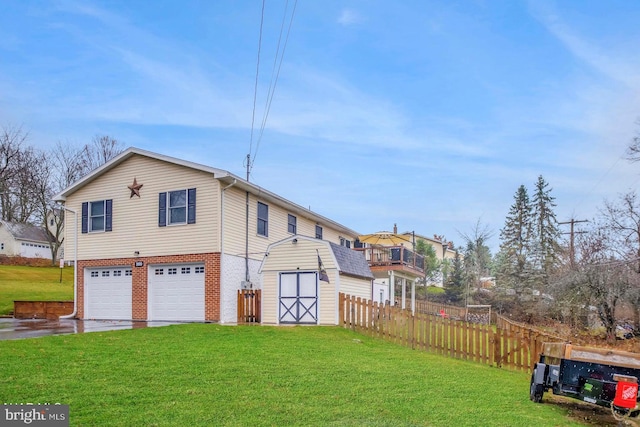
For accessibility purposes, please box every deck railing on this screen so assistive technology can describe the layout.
[354,246,425,273]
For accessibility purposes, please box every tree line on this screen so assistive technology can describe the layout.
[433,154,640,342]
[0,125,124,263]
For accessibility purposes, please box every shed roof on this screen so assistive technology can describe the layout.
[1,220,51,243]
[328,241,374,280]
[260,235,373,280]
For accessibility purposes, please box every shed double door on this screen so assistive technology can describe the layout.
[279,272,318,324]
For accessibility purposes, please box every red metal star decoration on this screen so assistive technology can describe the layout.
[128,177,143,198]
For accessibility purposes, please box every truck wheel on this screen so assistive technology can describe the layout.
[530,374,544,403]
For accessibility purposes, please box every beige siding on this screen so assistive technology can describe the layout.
[261,239,338,325]
[222,186,355,260]
[318,277,337,325]
[262,238,335,272]
[64,155,221,260]
[261,270,278,325]
[339,275,371,300]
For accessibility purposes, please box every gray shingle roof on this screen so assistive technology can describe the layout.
[328,241,374,280]
[1,221,51,243]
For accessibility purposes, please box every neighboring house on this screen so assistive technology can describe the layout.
[400,231,456,288]
[0,220,55,259]
[53,147,368,324]
[260,235,374,325]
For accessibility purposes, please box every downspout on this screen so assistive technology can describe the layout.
[59,206,78,319]
[220,179,237,324]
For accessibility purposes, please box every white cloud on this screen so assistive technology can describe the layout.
[337,9,363,26]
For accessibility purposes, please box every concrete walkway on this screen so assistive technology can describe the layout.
[0,318,180,340]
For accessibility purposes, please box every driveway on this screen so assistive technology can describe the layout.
[0,318,181,340]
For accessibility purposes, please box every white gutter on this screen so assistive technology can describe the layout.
[59,206,78,319]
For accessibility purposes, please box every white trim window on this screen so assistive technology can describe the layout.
[288,214,297,234]
[340,237,351,248]
[90,201,106,231]
[159,188,196,227]
[257,202,268,237]
[81,200,113,233]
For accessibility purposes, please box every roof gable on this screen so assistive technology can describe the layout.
[261,235,373,280]
[53,147,230,201]
[52,147,360,237]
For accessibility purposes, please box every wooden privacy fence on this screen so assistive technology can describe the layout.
[339,293,562,373]
[238,290,261,324]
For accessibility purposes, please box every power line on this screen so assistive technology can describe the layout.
[558,218,588,268]
[572,153,624,213]
[247,0,266,182]
[246,0,298,181]
[251,0,298,173]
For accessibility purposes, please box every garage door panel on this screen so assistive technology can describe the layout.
[148,264,205,321]
[85,268,132,320]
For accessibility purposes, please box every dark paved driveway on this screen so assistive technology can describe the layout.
[0,318,180,340]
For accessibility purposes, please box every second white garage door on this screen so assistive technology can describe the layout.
[148,264,205,321]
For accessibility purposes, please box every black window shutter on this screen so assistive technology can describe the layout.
[81,202,88,234]
[187,188,196,224]
[105,199,113,232]
[158,192,167,227]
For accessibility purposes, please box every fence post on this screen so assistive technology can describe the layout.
[410,313,415,350]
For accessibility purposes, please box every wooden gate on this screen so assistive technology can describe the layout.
[237,289,261,324]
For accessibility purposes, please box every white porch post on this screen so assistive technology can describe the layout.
[401,277,406,309]
[411,279,416,314]
[389,271,395,306]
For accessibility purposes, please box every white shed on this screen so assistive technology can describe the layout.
[259,235,374,325]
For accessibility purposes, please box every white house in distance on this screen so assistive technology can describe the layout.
[53,147,372,325]
[0,220,54,259]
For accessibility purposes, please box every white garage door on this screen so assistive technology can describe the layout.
[85,267,132,320]
[20,242,50,258]
[148,264,205,321]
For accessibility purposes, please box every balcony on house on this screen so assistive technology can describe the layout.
[354,245,425,276]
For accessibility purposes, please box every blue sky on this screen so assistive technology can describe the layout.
[2,1,640,252]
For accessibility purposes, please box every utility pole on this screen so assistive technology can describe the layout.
[558,218,588,268]
[245,154,251,285]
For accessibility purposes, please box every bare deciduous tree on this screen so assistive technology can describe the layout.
[0,125,28,221]
[77,135,125,177]
[626,119,640,162]
[599,191,640,333]
[574,226,629,341]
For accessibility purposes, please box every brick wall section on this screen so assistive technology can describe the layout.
[14,301,74,319]
[77,252,221,322]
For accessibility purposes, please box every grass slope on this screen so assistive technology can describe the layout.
[0,324,584,426]
[0,265,73,315]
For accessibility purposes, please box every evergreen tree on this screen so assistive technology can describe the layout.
[498,184,533,294]
[530,175,561,288]
[444,252,465,304]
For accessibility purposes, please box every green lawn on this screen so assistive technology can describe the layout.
[0,324,587,426]
[0,265,74,315]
